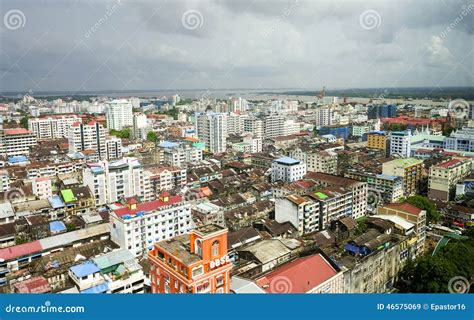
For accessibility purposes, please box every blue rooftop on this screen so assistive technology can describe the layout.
[50,221,66,233]
[159,141,179,149]
[48,195,65,209]
[8,155,28,164]
[81,282,109,294]
[70,262,100,278]
[274,157,300,165]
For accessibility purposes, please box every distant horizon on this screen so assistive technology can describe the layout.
[2,85,473,96]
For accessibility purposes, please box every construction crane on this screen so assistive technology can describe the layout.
[317,86,326,99]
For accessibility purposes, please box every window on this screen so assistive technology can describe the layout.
[192,265,203,278]
[212,240,219,257]
[195,239,202,256]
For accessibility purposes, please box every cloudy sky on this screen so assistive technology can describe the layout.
[0,0,473,93]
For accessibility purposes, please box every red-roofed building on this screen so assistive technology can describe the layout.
[255,254,343,293]
[0,240,42,261]
[13,276,51,293]
[428,157,473,201]
[109,194,192,257]
[1,127,37,157]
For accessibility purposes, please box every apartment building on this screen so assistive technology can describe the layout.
[307,150,337,174]
[428,157,473,201]
[306,187,353,230]
[83,157,144,206]
[109,193,192,257]
[389,130,412,158]
[367,131,387,150]
[382,158,423,197]
[0,128,37,157]
[68,122,107,160]
[271,157,307,183]
[158,141,203,168]
[105,136,123,160]
[304,172,368,220]
[275,194,320,235]
[344,170,404,205]
[106,99,133,130]
[28,115,82,139]
[195,112,227,154]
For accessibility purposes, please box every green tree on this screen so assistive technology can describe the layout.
[396,233,474,293]
[20,115,29,129]
[406,195,440,222]
[147,131,157,143]
[109,128,131,139]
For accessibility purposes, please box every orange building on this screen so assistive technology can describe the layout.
[148,224,232,293]
[367,131,387,150]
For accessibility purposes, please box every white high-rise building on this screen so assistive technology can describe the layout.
[195,111,227,154]
[315,106,333,126]
[263,115,286,139]
[243,116,263,139]
[105,136,123,160]
[390,130,412,158]
[226,113,244,135]
[29,115,82,139]
[132,113,148,140]
[68,122,107,159]
[106,99,133,130]
[83,157,144,206]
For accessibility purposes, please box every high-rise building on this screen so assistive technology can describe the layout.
[315,106,334,126]
[243,116,263,138]
[148,224,232,293]
[390,130,412,158]
[195,112,227,154]
[105,136,123,160]
[68,122,107,160]
[368,104,397,119]
[83,157,144,206]
[263,115,286,139]
[28,115,82,139]
[106,99,133,130]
